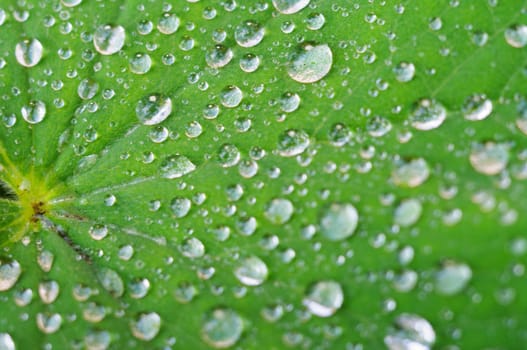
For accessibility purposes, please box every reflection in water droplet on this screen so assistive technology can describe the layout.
[385,313,436,350]
[136,94,172,125]
[85,330,111,350]
[505,24,527,48]
[320,203,359,241]
[157,12,180,35]
[131,312,161,341]
[272,0,310,14]
[159,155,196,179]
[15,38,43,67]
[235,20,264,47]
[180,237,205,258]
[202,308,244,348]
[93,24,125,55]
[469,142,509,175]
[21,100,46,124]
[0,258,21,291]
[409,99,446,130]
[264,198,294,224]
[462,94,492,121]
[277,129,310,157]
[303,280,343,317]
[393,62,415,82]
[392,158,430,188]
[435,261,472,295]
[0,333,15,350]
[394,199,422,227]
[97,268,124,297]
[129,53,152,74]
[288,43,333,83]
[36,313,62,334]
[234,256,268,286]
[206,45,233,68]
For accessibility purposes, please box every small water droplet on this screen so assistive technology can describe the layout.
[462,94,492,121]
[394,199,422,227]
[264,198,294,224]
[277,129,310,157]
[235,20,264,47]
[180,237,205,258]
[36,313,62,334]
[393,62,415,82]
[392,158,430,188]
[157,12,180,35]
[129,53,152,74]
[385,313,436,350]
[206,45,233,69]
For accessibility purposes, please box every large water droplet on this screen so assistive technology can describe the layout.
[84,330,111,350]
[234,256,269,286]
[288,43,333,83]
[136,94,172,125]
[320,203,359,241]
[97,268,124,297]
[435,261,472,295]
[385,313,436,350]
[21,100,46,124]
[409,99,446,130]
[129,53,152,74]
[157,12,180,35]
[277,129,310,157]
[392,158,430,188]
[218,144,241,168]
[206,45,233,68]
[469,142,509,175]
[38,280,60,304]
[235,20,264,47]
[505,24,527,48]
[131,312,161,341]
[272,0,310,14]
[393,62,415,82]
[159,155,196,179]
[264,198,294,224]
[93,24,125,55]
[220,85,243,108]
[36,313,62,334]
[180,237,205,258]
[394,199,422,227]
[201,308,244,348]
[0,258,21,291]
[303,280,344,317]
[462,94,493,121]
[15,38,43,67]
[0,333,15,350]
[78,78,99,100]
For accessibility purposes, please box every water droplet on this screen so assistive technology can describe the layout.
[218,144,241,168]
[320,203,359,241]
[37,250,54,272]
[93,24,125,55]
[239,53,260,72]
[435,261,472,295]
[505,24,527,48]
[206,45,233,68]
[394,199,422,227]
[21,100,46,124]
[61,0,82,7]
[516,99,527,135]
[97,268,124,297]
[385,313,436,350]
[279,92,301,113]
[89,224,108,240]
[15,38,43,67]
[272,0,310,14]
[157,12,180,35]
[38,280,60,304]
[235,20,264,47]
[129,278,151,299]
[77,78,99,100]
[136,94,172,125]
[174,281,198,303]
[0,333,15,350]
[234,256,268,286]
[180,237,205,258]
[84,330,111,350]
[392,158,430,188]
[201,308,244,348]
[170,197,191,218]
[303,280,344,317]
[393,62,415,82]
[288,43,333,83]
[159,155,196,179]
[277,129,310,157]
[462,94,492,121]
[129,53,152,74]
[305,12,325,30]
[14,288,33,306]
[131,312,161,341]
[36,313,62,334]
[392,270,418,293]
[469,142,509,175]
[220,85,243,108]
[409,99,446,130]
[0,258,21,291]
[264,198,294,224]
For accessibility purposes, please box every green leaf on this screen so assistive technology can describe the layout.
[0,0,526,349]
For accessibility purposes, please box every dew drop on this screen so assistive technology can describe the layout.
[89,224,109,240]
[320,203,359,241]
[0,333,15,350]
[385,313,436,350]
[129,53,152,74]
[131,312,161,341]
[505,24,527,48]
[77,78,99,100]
[159,155,196,179]
[157,12,180,35]
[93,24,125,55]
[38,280,60,304]
[462,94,492,121]
[435,261,472,296]
[180,237,205,258]
[129,278,151,299]
[170,197,191,218]
[201,308,244,348]
[272,0,310,14]
[394,199,422,227]
[234,256,268,286]
[303,280,343,317]
[264,198,294,224]
[15,38,43,67]
[409,99,446,130]
[21,100,46,124]
[97,268,124,297]
[239,53,260,72]
[36,313,62,334]
[220,85,243,108]
[218,144,241,168]
[206,45,233,68]
[277,129,310,157]
[136,94,172,125]
[469,142,509,175]
[393,62,415,82]
[61,0,82,7]
[392,158,430,188]
[235,20,264,48]
[0,258,21,291]
[84,330,111,350]
[288,43,333,83]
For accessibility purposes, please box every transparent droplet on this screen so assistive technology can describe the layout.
[235,20,264,47]
[385,313,436,350]
[305,13,325,30]
[288,43,333,83]
[394,199,422,227]
[277,129,310,157]
[220,85,243,108]
[303,280,344,317]
[36,313,62,334]
[272,0,310,14]
[516,99,527,135]
[61,0,82,7]
[462,94,492,121]
[0,333,15,350]
[14,288,33,306]
[89,224,108,240]
[367,115,392,137]
[37,250,54,272]
[180,237,205,258]
[159,155,196,179]
[206,45,233,68]
[170,197,191,218]
[97,268,124,297]
[93,24,125,55]
[234,256,268,286]
[136,94,172,125]
[409,98,446,130]
[0,258,21,291]
[264,198,294,224]
[392,270,418,293]
[15,38,43,67]
[201,308,244,348]
[84,330,111,350]
[129,53,152,74]
[38,280,60,304]
[328,123,351,146]
[469,142,509,175]
[129,277,151,299]
[279,92,301,113]
[392,158,430,188]
[218,144,241,168]
[393,62,415,82]
[240,53,260,72]
[174,281,198,303]
[157,12,180,35]
[435,261,472,295]
[21,100,46,124]
[320,203,359,241]
[131,312,161,341]
[77,78,99,100]
[505,24,527,48]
